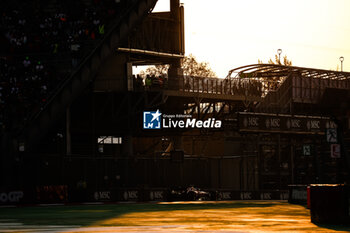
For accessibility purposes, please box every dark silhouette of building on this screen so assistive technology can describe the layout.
[1,0,349,204]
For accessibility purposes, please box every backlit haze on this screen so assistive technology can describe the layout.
[153,0,350,78]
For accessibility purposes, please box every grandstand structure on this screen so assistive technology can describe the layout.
[1,0,350,203]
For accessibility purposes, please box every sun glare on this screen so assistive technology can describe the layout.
[181,0,350,77]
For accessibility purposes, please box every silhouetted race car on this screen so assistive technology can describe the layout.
[168,186,211,201]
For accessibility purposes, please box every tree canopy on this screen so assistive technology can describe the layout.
[181,54,217,77]
[258,54,292,66]
[139,54,217,78]
[257,53,293,93]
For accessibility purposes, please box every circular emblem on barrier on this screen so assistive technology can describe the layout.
[265,119,270,128]
[150,191,154,201]
[94,192,99,200]
[218,192,222,200]
[243,117,248,127]
[286,119,291,129]
[0,193,8,202]
[123,191,128,201]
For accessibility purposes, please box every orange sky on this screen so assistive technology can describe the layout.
[153,0,350,78]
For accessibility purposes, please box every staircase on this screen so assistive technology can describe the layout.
[16,0,158,151]
[257,74,292,113]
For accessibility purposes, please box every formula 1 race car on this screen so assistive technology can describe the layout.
[168,186,212,201]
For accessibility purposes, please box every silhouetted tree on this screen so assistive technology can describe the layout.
[181,54,217,77]
[257,53,293,93]
[269,55,292,66]
[140,54,217,78]
[258,54,292,66]
[140,64,169,77]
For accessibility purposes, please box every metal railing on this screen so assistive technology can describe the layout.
[139,75,263,97]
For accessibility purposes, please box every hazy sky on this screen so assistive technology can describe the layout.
[153,0,350,78]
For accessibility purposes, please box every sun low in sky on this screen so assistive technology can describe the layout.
[153,0,350,78]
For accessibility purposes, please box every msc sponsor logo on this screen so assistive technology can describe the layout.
[123,190,138,201]
[94,191,111,201]
[150,191,164,201]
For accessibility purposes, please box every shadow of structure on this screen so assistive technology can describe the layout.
[315,223,350,232]
[1,201,350,232]
[0,201,281,226]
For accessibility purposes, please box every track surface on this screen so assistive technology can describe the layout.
[1,201,349,232]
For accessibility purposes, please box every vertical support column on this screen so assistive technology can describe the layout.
[123,92,134,157]
[123,136,134,157]
[257,134,262,190]
[66,108,71,155]
[179,2,185,55]
[254,135,259,190]
[218,157,222,189]
[171,0,182,54]
[1,133,12,188]
[171,135,183,152]
[290,138,295,184]
[127,62,133,91]
[169,0,183,90]
[314,137,322,184]
[168,59,182,90]
[277,134,281,189]
[195,98,201,120]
